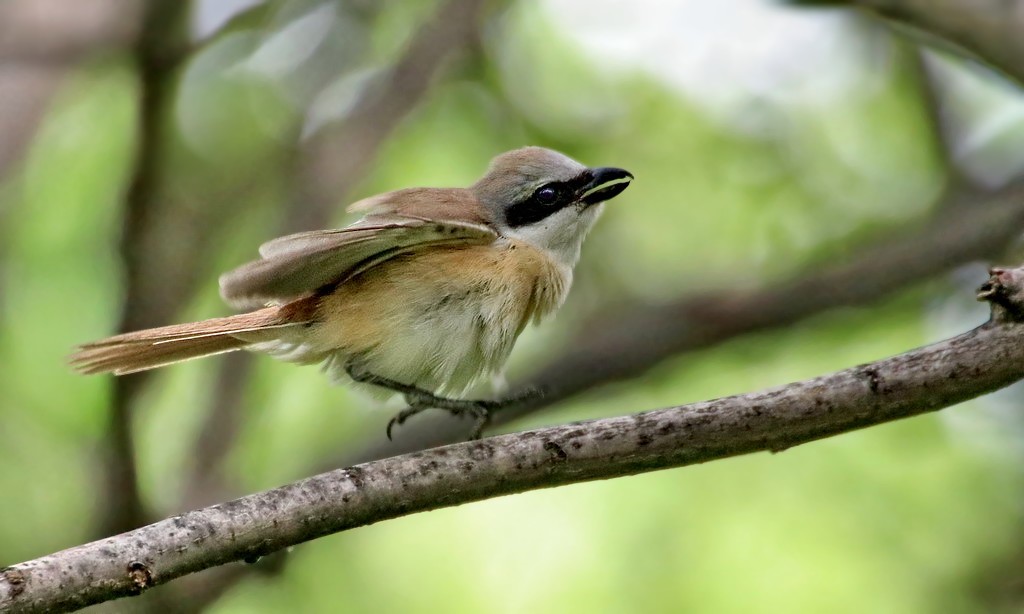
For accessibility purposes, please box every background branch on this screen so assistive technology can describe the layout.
[5,265,1024,614]
[99,0,189,538]
[0,0,141,180]
[905,44,968,193]
[849,0,1024,86]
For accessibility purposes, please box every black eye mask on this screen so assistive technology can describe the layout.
[504,168,632,228]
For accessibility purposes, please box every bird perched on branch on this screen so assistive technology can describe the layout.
[71,147,633,439]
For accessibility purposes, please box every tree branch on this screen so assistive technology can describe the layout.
[6,265,1024,613]
[0,0,143,180]
[98,0,190,538]
[847,0,1024,86]
[905,43,965,189]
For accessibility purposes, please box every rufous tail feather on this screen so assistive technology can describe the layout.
[70,306,307,375]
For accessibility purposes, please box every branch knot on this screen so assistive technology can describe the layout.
[978,266,1024,322]
[127,561,154,594]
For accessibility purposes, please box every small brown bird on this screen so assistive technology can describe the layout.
[71,147,632,438]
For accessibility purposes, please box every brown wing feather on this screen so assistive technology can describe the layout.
[346,187,493,225]
[219,213,497,310]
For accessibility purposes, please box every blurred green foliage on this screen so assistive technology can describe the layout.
[1,2,1022,613]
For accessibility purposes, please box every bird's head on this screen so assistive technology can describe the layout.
[472,146,632,267]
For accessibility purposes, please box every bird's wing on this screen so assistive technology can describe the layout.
[219,214,497,310]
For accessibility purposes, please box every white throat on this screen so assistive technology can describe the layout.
[503,203,604,269]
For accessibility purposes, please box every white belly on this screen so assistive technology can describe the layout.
[346,288,523,394]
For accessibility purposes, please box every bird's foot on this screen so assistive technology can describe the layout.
[345,364,542,440]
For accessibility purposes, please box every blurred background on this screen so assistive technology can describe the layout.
[4,0,1024,612]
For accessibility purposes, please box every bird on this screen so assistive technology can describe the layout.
[70,146,633,439]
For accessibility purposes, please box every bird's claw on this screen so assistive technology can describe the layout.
[385,405,427,441]
[466,404,491,440]
[386,400,492,441]
[351,361,546,441]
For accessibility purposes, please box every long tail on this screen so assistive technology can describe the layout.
[70,305,309,375]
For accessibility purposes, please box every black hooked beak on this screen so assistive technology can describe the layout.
[581,167,633,206]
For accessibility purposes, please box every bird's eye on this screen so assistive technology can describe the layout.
[535,185,560,205]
